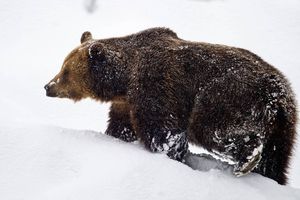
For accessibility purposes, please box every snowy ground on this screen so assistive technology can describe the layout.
[1,0,300,199]
[1,124,300,200]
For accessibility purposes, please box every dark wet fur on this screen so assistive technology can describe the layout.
[51,28,297,185]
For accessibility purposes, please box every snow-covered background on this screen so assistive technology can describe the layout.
[1,0,300,199]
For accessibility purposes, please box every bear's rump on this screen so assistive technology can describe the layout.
[188,76,270,149]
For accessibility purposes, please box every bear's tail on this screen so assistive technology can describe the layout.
[254,96,297,185]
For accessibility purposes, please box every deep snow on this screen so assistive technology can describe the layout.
[1,124,300,200]
[1,0,300,199]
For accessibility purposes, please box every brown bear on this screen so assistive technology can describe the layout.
[44,27,297,185]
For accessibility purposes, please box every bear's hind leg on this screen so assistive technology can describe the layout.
[211,131,265,177]
[189,116,265,176]
[253,132,288,184]
[253,106,297,185]
[105,102,137,142]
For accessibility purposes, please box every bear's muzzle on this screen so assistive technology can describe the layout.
[44,82,58,97]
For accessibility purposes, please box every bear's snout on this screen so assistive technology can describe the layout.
[44,82,58,97]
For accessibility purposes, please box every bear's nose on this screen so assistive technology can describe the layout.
[44,84,49,91]
[44,83,58,97]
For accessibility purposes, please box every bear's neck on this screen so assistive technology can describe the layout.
[88,54,130,102]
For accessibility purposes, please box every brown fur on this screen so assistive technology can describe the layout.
[45,28,297,185]
[45,43,95,101]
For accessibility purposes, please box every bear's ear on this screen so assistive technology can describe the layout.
[81,31,93,43]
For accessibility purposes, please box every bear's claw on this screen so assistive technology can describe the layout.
[233,152,262,177]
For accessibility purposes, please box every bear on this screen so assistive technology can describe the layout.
[44,27,297,185]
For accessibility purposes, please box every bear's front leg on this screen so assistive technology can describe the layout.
[105,102,137,142]
[130,99,188,162]
[150,128,188,162]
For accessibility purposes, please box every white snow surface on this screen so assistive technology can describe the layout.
[1,0,300,199]
[1,124,300,200]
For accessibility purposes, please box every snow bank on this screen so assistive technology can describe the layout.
[1,123,300,200]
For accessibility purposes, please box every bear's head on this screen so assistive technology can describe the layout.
[44,31,126,102]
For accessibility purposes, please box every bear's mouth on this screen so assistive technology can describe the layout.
[46,90,59,98]
[45,90,83,102]
[45,89,68,99]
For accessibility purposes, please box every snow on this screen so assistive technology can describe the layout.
[1,0,300,199]
[1,124,300,200]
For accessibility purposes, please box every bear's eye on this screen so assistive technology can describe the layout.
[61,70,69,83]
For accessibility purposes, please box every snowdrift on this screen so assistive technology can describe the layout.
[1,124,299,200]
